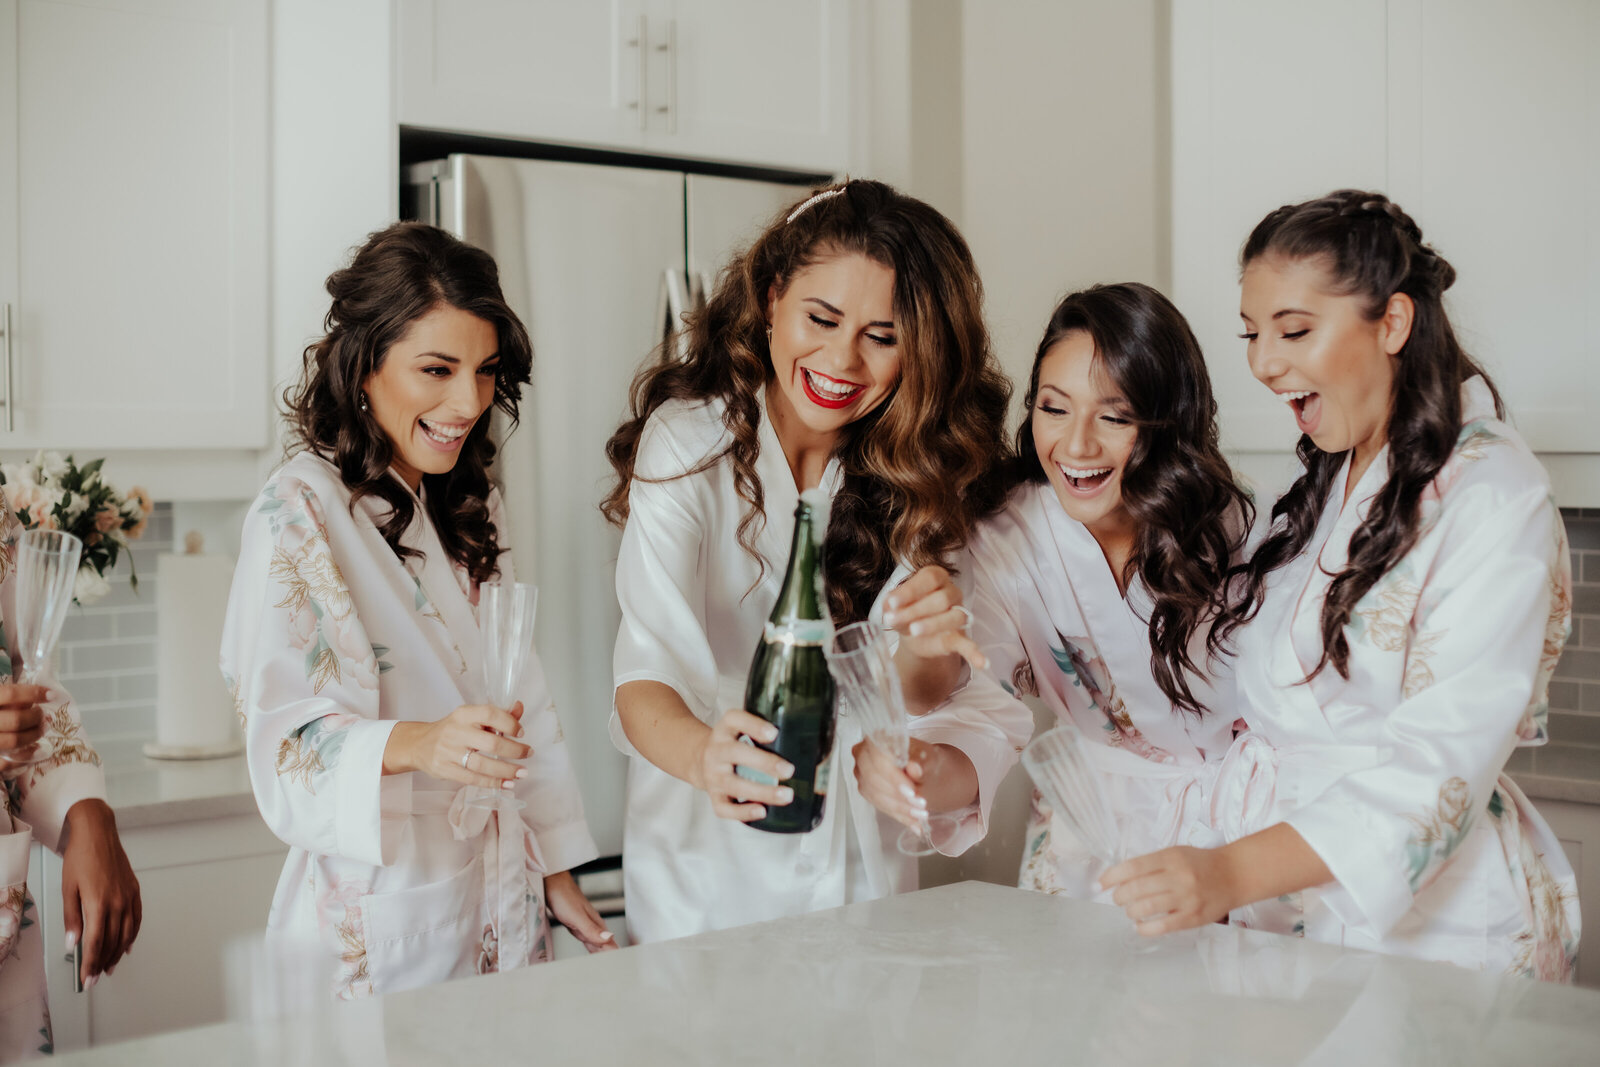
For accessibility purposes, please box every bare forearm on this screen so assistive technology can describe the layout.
[382,721,426,776]
[896,647,964,715]
[1219,823,1333,909]
[616,680,713,790]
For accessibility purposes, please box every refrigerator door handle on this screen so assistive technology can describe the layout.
[659,268,693,362]
[692,271,712,313]
[1,303,13,433]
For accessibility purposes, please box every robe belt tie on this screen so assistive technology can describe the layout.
[410,789,547,973]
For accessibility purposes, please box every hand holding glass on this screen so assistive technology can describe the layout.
[4,530,82,764]
[467,581,538,811]
[825,621,955,857]
[1022,724,1157,948]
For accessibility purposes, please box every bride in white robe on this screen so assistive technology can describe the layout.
[604,181,1028,943]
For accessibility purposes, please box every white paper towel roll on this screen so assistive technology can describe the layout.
[150,545,241,758]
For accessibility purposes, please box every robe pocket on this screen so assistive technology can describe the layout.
[359,856,482,996]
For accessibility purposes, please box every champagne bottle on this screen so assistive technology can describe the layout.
[740,489,836,834]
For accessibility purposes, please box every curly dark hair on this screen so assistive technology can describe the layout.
[1008,283,1253,716]
[600,179,1012,624]
[282,221,533,585]
[1226,189,1503,680]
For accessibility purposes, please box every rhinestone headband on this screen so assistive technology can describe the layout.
[786,187,846,224]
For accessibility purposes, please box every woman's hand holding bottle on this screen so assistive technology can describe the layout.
[692,709,795,823]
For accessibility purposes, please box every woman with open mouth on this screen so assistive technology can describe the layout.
[1102,190,1579,982]
[885,282,1255,904]
[601,180,1030,944]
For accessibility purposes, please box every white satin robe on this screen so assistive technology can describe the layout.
[221,453,597,999]
[951,481,1240,901]
[0,493,107,1058]
[612,397,1031,943]
[1217,377,1579,981]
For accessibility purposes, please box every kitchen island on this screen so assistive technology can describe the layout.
[46,880,1600,1065]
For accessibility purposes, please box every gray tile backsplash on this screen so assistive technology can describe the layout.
[55,503,171,740]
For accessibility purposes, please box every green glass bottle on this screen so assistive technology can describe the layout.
[740,490,837,834]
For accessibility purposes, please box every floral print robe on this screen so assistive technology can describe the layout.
[950,481,1241,901]
[221,453,597,999]
[0,493,107,1058]
[1218,377,1579,982]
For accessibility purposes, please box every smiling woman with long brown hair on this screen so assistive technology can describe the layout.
[601,179,1031,943]
[222,222,611,1001]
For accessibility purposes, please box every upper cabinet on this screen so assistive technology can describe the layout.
[396,0,852,173]
[0,0,269,452]
[1172,0,1600,489]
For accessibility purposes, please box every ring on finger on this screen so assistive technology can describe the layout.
[953,604,974,631]
[460,749,473,769]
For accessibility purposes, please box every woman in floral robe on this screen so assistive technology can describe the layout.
[886,283,1255,901]
[1104,191,1579,981]
[0,492,140,1057]
[222,223,608,1000]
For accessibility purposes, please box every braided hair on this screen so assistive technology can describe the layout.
[1219,190,1503,680]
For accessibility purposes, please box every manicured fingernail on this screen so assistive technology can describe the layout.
[778,762,795,778]
[912,797,929,811]
[86,975,98,991]
[775,787,794,804]
[898,784,917,801]
[763,728,779,743]
[977,655,989,670]
[64,931,77,952]
[750,806,766,818]
[515,769,528,779]
[882,612,898,628]
[502,780,516,789]
[909,621,926,636]
[599,931,615,941]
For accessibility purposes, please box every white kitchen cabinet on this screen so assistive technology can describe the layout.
[396,0,850,173]
[34,813,286,1052]
[0,0,270,452]
[1172,0,1600,501]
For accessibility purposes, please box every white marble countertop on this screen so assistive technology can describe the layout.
[95,737,256,830]
[46,881,1600,1065]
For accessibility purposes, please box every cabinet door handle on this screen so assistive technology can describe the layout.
[658,268,692,361]
[655,20,677,134]
[626,15,648,133]
[1,303,13,433]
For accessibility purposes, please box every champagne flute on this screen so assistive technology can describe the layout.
[465,580,538,811]
[824,621,956,857]
[5,530,83,764]
[1022,723,1156,950]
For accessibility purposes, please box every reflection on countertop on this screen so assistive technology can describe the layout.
[44,881,1600,1067]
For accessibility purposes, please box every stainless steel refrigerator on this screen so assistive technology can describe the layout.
[406,154,807,858]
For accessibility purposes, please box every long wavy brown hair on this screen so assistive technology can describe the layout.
[1008,284,1253,715]
[282,221,533,585]
[1227,190,1503,680]
[601,179,1012,623]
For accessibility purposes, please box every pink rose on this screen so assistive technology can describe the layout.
[94,505,120,533]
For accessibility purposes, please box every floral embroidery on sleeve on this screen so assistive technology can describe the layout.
[260,481,381,694]
[1403,777,1474,892]
[274,713,358,793]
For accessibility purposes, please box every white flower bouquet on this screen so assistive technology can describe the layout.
[0,451,153,604]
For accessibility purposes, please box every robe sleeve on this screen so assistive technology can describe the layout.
[909,538,1035,856]
[221,475,404,868]
[610,417,720,756]
[0,495,106,854]
[1283,479,1567,938]
[486,490,599,874]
